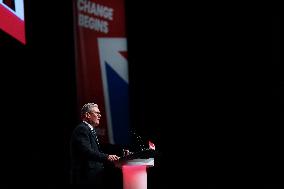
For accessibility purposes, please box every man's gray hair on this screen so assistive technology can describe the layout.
[81,103,98,116]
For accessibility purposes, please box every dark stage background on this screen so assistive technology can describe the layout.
[0,0,77,186]
[0,1,281,188]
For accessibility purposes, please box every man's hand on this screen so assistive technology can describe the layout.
[107,154,120,162]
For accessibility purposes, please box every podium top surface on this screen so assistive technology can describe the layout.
[120,149,156,161]
[121,158,154,166]
[115,149,156,167]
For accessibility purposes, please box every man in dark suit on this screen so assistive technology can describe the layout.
[70,102,120,187]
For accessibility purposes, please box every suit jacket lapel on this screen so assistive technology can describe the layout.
[83,122,101,149]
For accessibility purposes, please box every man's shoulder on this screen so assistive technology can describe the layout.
[73,122,88,133]
[71,123,90,142]
[77,121,86,127]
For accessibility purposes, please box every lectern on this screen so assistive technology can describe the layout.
[115,149,156,189]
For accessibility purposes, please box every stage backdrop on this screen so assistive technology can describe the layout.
[73,0,129,145]
[0,0,25,44]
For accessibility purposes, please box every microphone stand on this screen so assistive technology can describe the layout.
[129,128,148,152]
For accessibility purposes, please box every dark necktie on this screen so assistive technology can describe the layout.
[91,129,101,150]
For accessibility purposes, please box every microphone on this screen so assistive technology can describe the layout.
[118,128,157,161]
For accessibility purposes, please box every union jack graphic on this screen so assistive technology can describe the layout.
[98,37,130,145]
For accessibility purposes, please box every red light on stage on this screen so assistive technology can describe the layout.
[0,0,26,44]
[149,140,155,150]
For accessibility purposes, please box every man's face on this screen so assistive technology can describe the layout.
[88,106,101,127]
